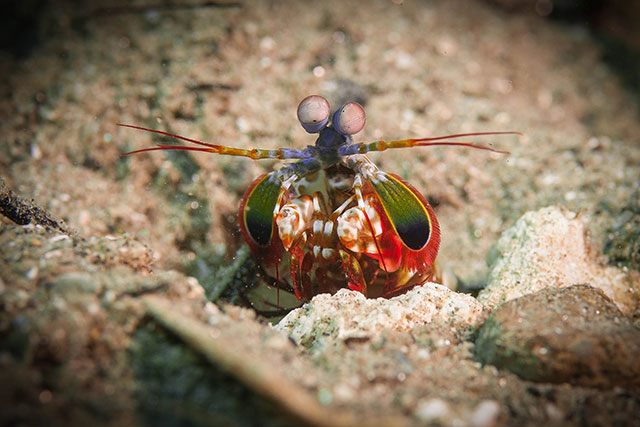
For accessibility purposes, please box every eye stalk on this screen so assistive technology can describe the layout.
[332,102,366,136]
[297,95,331,133]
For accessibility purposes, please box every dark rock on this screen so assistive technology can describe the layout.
[475,285,640,390]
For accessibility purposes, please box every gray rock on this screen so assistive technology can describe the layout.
[478,206,639,316]
[475,285,640,390]
[276,284,485,352]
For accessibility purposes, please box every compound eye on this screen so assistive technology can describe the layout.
[297,95,330,133]
[332,102,366,136]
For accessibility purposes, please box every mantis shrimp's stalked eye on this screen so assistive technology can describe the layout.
[333,101,365,136]
[297,95,331,133]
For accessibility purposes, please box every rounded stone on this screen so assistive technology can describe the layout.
[475,285,640,390]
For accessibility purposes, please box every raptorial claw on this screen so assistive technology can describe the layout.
[276,196,313,250]
[339,250,367,297]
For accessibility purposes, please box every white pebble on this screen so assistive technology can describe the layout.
[470,400,500,427]
[25,267,39,281]
[236,117,250,133]
[415,398,450,422]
